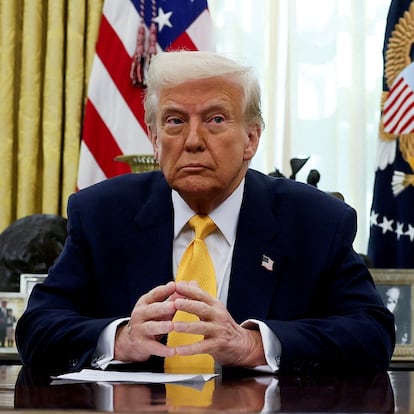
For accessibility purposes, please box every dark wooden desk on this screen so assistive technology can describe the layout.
[0,365,411,412]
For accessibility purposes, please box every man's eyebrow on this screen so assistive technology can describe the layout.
[202,103,228,112]
[159,105,186,116]
[159,99,231,117]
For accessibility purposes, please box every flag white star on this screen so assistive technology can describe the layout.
[370,210,379,226]
[378,216,394,234]
[152,7,173,32]
[395,222,405,240]
[405,224,414,242]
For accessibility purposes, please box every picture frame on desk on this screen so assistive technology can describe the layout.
[19,273,47,298]
[0,292,25,355]
[370,268,414,361]
[0,274,46,361]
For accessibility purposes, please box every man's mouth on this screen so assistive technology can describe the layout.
[180,163,207,171]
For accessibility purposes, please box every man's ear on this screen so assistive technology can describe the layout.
[243,124,261,161]
[148,126,159,160]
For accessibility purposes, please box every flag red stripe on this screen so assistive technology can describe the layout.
[387,101,413,134]
[168,31,198,51]
[383,86,411,128]
[394,109,414,134]
[82,101,131,177]
[383,77,404,114]
[384,93,413,133]
[96,15,147,132]
[383,82,408,122]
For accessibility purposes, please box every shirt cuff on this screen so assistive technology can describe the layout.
[241,319,281,372]
[92,318,130,370]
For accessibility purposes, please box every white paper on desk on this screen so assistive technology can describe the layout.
[53,369,217,384]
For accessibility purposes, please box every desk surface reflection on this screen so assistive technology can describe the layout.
[8,365,406,413]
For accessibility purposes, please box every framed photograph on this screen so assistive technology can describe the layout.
[19,273,47,297]
[19,273,47,313]
[370,268,414,361]
[0,292,25,353]
[0,274,47,357]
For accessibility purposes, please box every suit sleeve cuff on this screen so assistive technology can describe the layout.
[92,318,130,370]
[241,319,281,372]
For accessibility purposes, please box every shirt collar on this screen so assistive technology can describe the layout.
[172,179,245,245]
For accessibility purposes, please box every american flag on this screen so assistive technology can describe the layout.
[261,255,274,271]
[77,0,214,190]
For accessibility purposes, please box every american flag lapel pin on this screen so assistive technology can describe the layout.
[261,255,274,271]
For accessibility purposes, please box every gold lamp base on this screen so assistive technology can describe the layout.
[114,154,159,173]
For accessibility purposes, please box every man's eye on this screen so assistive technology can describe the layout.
[210,116,225,124]
[166,117,183,125]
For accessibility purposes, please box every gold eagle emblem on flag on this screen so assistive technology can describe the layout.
[380,2,414,195]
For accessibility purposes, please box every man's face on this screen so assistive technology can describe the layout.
[149,77,260,212]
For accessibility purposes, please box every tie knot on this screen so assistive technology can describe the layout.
[189,215,216,240]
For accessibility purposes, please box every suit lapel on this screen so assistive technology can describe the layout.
[124,174,174,306]
[227,171,282,323]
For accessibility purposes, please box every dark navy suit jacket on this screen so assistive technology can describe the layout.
[16,169,395,374]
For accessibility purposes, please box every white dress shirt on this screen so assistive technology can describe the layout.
[94,179,280,371]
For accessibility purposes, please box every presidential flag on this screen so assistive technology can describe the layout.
[77,0,214,189]
[368,0,414,267]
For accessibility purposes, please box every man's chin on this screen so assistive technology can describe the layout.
[173,180,220,206]
[171,175,214,194]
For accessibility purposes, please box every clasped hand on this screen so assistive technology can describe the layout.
[114,280,265,367]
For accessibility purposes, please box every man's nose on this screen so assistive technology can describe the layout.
[184,119,205,151]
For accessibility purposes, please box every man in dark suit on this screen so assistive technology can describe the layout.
[16,51,395,376]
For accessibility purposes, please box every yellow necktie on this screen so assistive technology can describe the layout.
[164,215,217,374]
